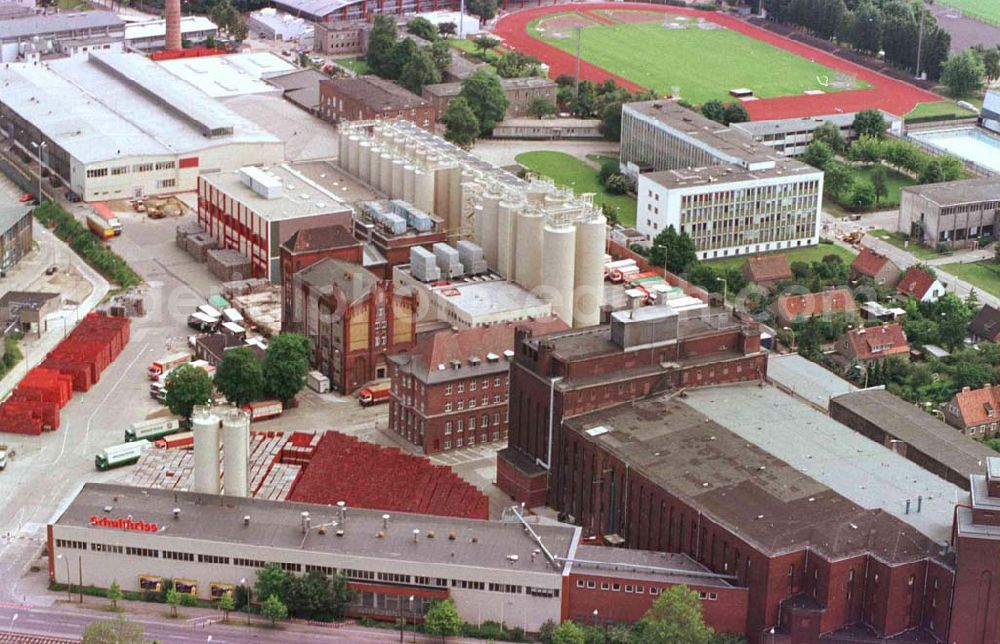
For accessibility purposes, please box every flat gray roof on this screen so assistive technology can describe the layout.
[0,10,122,40]
[56,483,577,575]
[0,205,30,234]
[685,385,962,546]
[157,52,295,98]
[0,51,280,165]
[199,164,349,222]
[438,278,550,318]
[901,177,1000,207]
[571,545,734,588]
[731,110,902,137]
[643,158,820,189]
[767,353,856,410]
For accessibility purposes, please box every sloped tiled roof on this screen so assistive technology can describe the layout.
[772,288,857,322]
[851,247,896,279]
[841,324,909,361]
[282,224,359,254]
[969,304,1000,341]
[743,255,792,283]
[896,267,938,300]
[953,385,1000,427]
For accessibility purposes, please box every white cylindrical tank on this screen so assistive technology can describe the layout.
[573,214,607,328]
[448,171,471,234]
[368,145,382,187]
[496,201,519,279]
[542,224,577,327]
[192,406,221,495]
[433,167,455,226]
[346,135,360,176]
[379,153,393,194]
[337,133,349,170]
[515,210,545,290]
[391,159,405,199]
[413,169,434,213]
[478,193,501,269]
[221,407,250,498]
[403,164,416,204]
[358,142,372,184]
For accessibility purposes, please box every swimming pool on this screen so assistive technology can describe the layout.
[909,127,1000,175]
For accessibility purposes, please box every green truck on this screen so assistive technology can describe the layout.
[95,440,152,472]
[124,416,183,443]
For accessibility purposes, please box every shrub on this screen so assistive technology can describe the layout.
[605,174,629,195]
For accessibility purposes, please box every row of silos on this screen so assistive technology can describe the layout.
[192,405,250,498]
[340,128,438,219]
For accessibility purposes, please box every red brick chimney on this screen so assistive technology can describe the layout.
[165,0,182,51]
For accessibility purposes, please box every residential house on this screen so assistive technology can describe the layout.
[769,288,858,328]
[741,255,792,287]
[835,323,909,365]
[849,247,902,286]
[969,304,1000,343]
[944,385,1000,438]
[896,266,945,303]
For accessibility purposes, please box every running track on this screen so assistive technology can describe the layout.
[494,3,942,120]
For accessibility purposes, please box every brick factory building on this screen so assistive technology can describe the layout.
[388,318,566,454]
[197,165,353,282]
[319,76,435,129]
[496,304,767,507]
[279,225,363,312]
[352,201,447,275]
[421,77,558,120]
[0,205,32,273]
[284,257,415,393]
[312,20,369,55]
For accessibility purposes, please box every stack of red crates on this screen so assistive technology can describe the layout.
[0,314,130,435]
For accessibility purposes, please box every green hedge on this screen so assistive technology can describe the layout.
[0,334,23,381]
[33,201,141,288]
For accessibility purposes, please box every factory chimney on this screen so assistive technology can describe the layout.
[165,0,182,52]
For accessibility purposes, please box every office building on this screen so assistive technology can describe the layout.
[0,11,123,62]
[899,177,1000,249]
[123,16,217,52]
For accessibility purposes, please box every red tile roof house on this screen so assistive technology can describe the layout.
[835,323,910,365]
[849,247,902,286]
[968,304,1000,343]
[944,385,1000,438]
[769,288,859,328]
[896,266,946,303]
[740,255,792,286]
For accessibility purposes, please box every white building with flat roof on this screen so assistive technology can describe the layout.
[157,52,296,98]
[0,11,124,62]
[0,50,283,201]
[124,15,217,51]
[248,7,312,43]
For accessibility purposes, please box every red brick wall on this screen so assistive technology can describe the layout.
[952,532,1000,644]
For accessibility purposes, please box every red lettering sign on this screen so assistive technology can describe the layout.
[89,515,160,533]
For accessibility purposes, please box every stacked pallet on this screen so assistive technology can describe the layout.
[288,432,490,520]
[127,447,193,491]
[279,431,321,466]
[185,234,218,262]
[256,463,302,501]
[0,314,130,435]
[207,249,251,282]
[175,222,205,250]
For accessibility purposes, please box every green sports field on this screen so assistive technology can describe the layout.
[529,16,868,104]
[934,0,1000,26]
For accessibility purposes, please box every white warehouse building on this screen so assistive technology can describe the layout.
[621,100,823,261]
[0,50,283,202]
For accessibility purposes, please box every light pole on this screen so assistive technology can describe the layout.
[654,243,668,276]
[30,141,47,204]
[851,363,869,388]
[57,554,71,602]
[782,326,796,350]
[78,556,83,603]
[410,596,417,642]
[716,277,727,305]
[240,578,251,625]
[592,608,598,630]
[9,614,17,632]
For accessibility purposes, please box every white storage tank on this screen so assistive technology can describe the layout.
[413,169,435,213]
[222,407,250,498]
[337,133,349,170]
[391,158,406,199]
[495,201,520,279]
[477,193,501,269]
[358,141,372,184]
[369,145,382,187]
[403,164,416,204]
[515,210,545,290]
[573,214,607,328]
[346,135,360,176]
[542,224,577,327]
[192,405,221,495]
[379,153,393,194]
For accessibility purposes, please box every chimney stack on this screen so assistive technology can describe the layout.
[165,0,182,52]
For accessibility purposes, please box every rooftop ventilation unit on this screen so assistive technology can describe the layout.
[238,166,283,200]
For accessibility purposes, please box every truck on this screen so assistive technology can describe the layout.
[155,431,194,449]
[187,312,220,333]
[95,440,151,471]
[222,308,244,324]
[147,352,192,380]
[603,258,637,280]
[220,321,246,340]
[149,361,216,402]
[86,212,116,239]
[125,416,183,442]
[197,304,222,320]
[357,381,391,407]
[307,370,330,394]
[243,400,283,422]
[609,264,641,284]
[94,206,122,236]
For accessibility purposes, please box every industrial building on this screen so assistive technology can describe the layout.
[0,291,59,336]
[621,100,823,260]
[421,77,558,120]
[270,0,458,23]
[279,225,363,307]
[0,11,123,62]
[284,257,415,393]
[123,16,217,52]
[156,52,295,99]
[351,199,447,274]
[388,318,566,454]
[248,8,312,43]
[319,76,436,129]
[496,305,767,507]
[338,119,607,328]
[0,204,32,273]
[312,19,369,54]
[0,51,283,202]
[898,177,1000,249]
[197,165,353,281]
[51,482,747,634]
[730,110,901,157]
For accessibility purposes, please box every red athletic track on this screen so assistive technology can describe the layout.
[494,3,942,120]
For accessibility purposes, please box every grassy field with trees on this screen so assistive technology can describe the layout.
[515,151,637,226]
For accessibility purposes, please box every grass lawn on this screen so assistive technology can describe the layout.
[529,16,867,104]
[515,151,637,226]
[939,261,1000,298]
[905,98,984,121]
[336,57,370,74]
[934,0,1000,26]
[703,243,855,272]
[850,165,915,208]
[867,229,949,261]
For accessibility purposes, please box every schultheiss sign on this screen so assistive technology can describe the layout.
[90,515,160,533]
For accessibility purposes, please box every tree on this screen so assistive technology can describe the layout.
[466,0,497,22]
[459,70,509,134]
[261,594,288,626]
[813,121,845,154]
[429,39,452,73]
[849,1,882,55]
[951,360,995,392]
[919,158,946,185]
[495,51,541,78]
[107,580,123,611]
[164,364,213,419]
[941,49,985,97]
[214,347,264,407]
[256,563,292,607]
[400,48,442,94]
[551,620,587,644]
[983,47,1000,82]
[849,180,877,211]
[473,34,500,57]
[599,99,625,141]
[406,16,438,41]
[572,80,597,117]
[263,333,310,403]
[442,96,480,147]
[166,588,181,618]
[823,161,853,197]
[700,99,726,124]
[366,15,398,78]
[438,21,457,37]
[852,109,887,139]
[209,0,248,42]
[638,584,714,644]
[650,225,698,274]
[526,96,557,118]
[605,174,629,195]
[722,102,749,125]
[424,599,462,641]
[218,592,235,621]
[870,165,888,206]
[802,140,834,169]
[387,38,419,80]
[82,615,146,644]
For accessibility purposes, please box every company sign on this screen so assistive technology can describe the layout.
[90,515,160,533]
